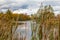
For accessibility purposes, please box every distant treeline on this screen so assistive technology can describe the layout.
[0,9,31,21]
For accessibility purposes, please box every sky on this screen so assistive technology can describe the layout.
[0,0,60,15]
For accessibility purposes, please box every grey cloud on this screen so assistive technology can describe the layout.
[0,0,60,14]
[43,1,60,6]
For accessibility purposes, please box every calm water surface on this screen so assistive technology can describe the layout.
[14,21,32,40]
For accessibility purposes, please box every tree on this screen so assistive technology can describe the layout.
[18,14,31,21]
[5,9,13,20]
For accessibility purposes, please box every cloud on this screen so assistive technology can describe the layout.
[53,6,60,11]
[52,6,60,15]
[0,0,5,3]
[54,11,60,16]
[13,8,39,15]
[0,0,60,15]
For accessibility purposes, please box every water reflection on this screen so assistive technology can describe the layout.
[13,21,32,40]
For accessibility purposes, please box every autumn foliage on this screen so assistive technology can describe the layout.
[0,9,31,40]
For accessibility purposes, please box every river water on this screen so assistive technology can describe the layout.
[14,21,32,40]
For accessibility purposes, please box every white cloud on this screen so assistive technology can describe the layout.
[13,8,39,15]
[15,0,27,2]
[47,0,60,1]
[53,6,60,15]
[0,4,9,8]
[0,0,5,3]
[53,6,60,11]
[54,11,60,16]
[1,9,8,12]
[0,0,60,15]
